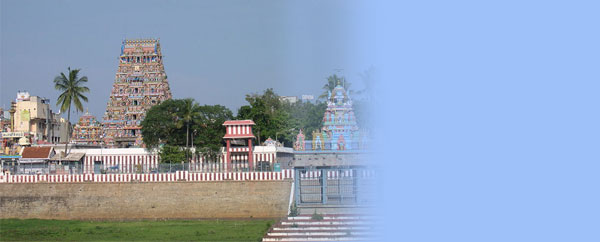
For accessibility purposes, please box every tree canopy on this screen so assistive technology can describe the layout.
[237,88,326,147]
[141,99,233,161]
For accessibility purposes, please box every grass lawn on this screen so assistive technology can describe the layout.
[0,219,274,241]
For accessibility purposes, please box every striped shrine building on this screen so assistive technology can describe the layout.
[81,148,159,174]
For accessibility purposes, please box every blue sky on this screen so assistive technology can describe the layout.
[1,0,374,119]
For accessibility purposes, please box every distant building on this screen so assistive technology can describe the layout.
[0,108,9,132]
[7,91,69,145]
[279,96,298,104]
[18,146,55,174]
[301,95,314,102]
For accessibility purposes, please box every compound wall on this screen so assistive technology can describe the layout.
[0,180,292,220]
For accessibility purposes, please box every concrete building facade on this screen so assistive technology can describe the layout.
[6,92,69,146]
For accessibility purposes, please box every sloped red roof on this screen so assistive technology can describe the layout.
[21,147,53,159]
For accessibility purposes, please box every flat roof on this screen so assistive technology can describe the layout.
[223,120,255,126]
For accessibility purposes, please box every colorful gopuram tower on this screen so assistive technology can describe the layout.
[296,81,361,151]
[71,111,102,145]
[102,39,172,147]
[321,81,360,150]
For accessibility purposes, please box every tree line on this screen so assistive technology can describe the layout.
[51,66,373,162]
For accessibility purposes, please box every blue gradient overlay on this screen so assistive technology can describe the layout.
[373,1,600,241]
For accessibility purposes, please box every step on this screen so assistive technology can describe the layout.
[286,215,375,220]
[262,235,376,242]
[280,220,371,226]
[263,214,377,242]
[273,226,372,231]
[267,230,374,237]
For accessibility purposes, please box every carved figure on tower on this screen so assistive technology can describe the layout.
[294,129,306,151]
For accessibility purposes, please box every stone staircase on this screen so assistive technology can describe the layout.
[262,214,377,241]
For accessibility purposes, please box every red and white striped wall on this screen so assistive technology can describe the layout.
[226,152,276,167]
[191,152,277,169]
[0,169,295,183]
[229,147,250,152]
[227,125,252,136]
[83,154,160,173]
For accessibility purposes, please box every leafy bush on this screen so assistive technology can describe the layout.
[311,210,323,220]
[289,203,299,217]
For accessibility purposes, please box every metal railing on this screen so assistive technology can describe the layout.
[3,161,279,175]
[295,167,376,206]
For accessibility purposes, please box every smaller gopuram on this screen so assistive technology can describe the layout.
[293,129,305,151]
[295,81,362,151]
[223,120,255,171]
[71,111,102,145]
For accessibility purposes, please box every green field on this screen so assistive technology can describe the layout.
[0,219,274,241]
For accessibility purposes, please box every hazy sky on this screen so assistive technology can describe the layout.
[1,0,375,120]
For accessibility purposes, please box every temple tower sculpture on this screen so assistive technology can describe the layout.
[293,81,362,151]
[71,111,102,145]
[102,39,172,147]
[294,129,306,151]
[322,81,360,150]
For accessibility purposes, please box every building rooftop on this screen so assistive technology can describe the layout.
[20,147,53,159]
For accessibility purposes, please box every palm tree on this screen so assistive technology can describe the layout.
[176,98,200,161]
[357,66,376,101]
[319,74,349,100]
[54,67,90,155]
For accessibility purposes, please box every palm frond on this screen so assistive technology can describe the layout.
[75,86,90,94]
[76,93,89,102]
[78,75,88,82]
[60,95,71,113]
[73,96,84,112]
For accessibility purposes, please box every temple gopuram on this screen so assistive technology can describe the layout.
[71,111,102,145]
[102,39,172,147]
[295,81,363,151]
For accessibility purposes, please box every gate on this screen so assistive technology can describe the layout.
[295,167,375,206]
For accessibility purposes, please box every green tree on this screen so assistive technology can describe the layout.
[236,88,318,147]
[158,144,186,164]
[53,67,89,154]
[175,99,201,160]
[141,99,185,148]
[237,88,289,145]
[141,99,233,161]
[193,105,233,161]
[319,74,350,100]
[282,101,326,140]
